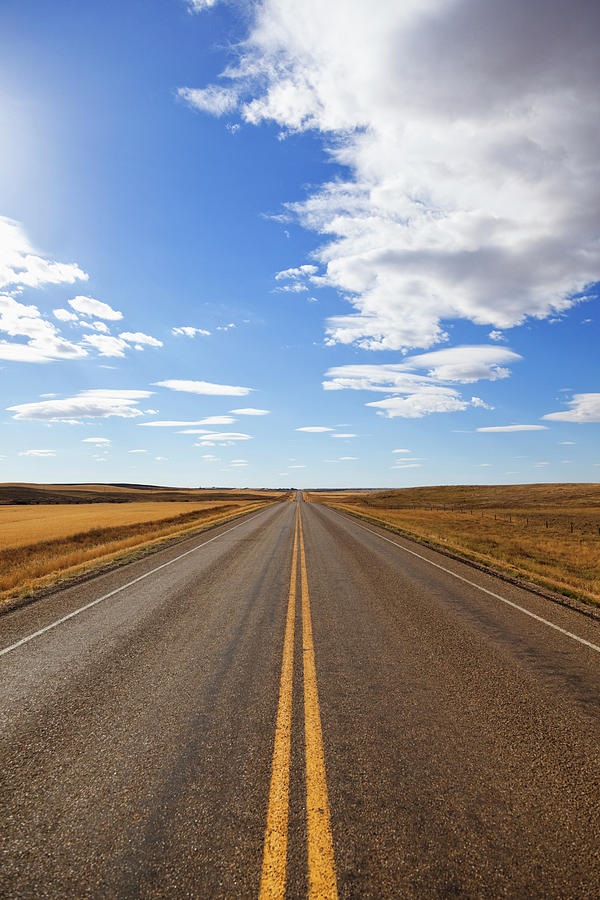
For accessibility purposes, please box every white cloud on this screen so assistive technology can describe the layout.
[0,295,88,363]
[0,216,87,290]
[273,282,308,293]
[488,331,505,342]
[82,437,111,445]
[338,456,358,460]
[392,449,411,454]
[392,463,422,469]
[559,441,575,445]
[196,415,236,425]
[155,456,167,461]
[82,333,128,357]
[367,389,471,419]
[533,461,550,467]
[178,85,238,116]
[187,0,221,11]
[68,295,123,321]
[139,420,222,427]
[184,0,600,352]
[155,379,253,396]
[324,347,520,392]
[230,408,270,415]
[323,346,512,418]
[8,389,152,421]
[289,465,306,468]
[542,393,600,424]
[275,265,318,280]
[194,432,252,441]
[19,449,56,457]
[402,346,520,383]
[476,424,548,432]
[53,308,78,322]
[119,331,163,348]
[171,326,211,337]
[128,449,148,454]
[177,429,221,434]
[331,432,356,438]
[216,323,236,331]
[296,426,333,432]
[90,321,110,333]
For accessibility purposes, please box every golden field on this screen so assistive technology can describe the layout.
[306,484,600,607]
[0,488,287,603]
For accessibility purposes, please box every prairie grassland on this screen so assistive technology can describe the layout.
[307,484,600,606]
[0,499,270,603]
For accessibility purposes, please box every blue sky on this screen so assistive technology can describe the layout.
[0,0,598,488]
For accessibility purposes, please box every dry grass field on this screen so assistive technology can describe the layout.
[306,484,600,607]
[0,485,289,604]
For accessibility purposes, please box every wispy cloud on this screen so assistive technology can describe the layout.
[19,449,56,457]
[155,379,253,396]
[230,408,270,415]
[171,326,211,337]
[8,389,152,421]
[542,393,600,423]
[476,424,548,432]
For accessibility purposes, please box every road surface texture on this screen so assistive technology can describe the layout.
[1,496,599,898]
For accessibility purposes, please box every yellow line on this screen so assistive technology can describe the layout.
[299,508,338,900]
[259,506,299,899]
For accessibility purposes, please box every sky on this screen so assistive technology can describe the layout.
[0,0,598,489]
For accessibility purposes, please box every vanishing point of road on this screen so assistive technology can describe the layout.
[1,495,600,898]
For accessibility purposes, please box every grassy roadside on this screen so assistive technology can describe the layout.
[306,488,600,609]
[0,500,275,609]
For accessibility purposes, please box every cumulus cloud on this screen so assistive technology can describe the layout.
[476,424,548,432]
[155,379,253,396]
[230,407,270,415]
[8,389,152,421]
[68,295,123,321]
[542,393,600,423]
[184,0,600,351]
[171,326,211,337]
[0,216,87,290]
[0,295,88,363]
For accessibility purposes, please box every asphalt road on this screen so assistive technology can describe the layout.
[1,496,600,898]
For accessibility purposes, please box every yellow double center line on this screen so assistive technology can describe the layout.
[260,505,338,899]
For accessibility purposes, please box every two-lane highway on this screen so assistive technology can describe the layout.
[1,496,600,897]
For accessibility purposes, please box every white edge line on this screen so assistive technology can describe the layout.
[0,506,274,659]
[332,509,600,655]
